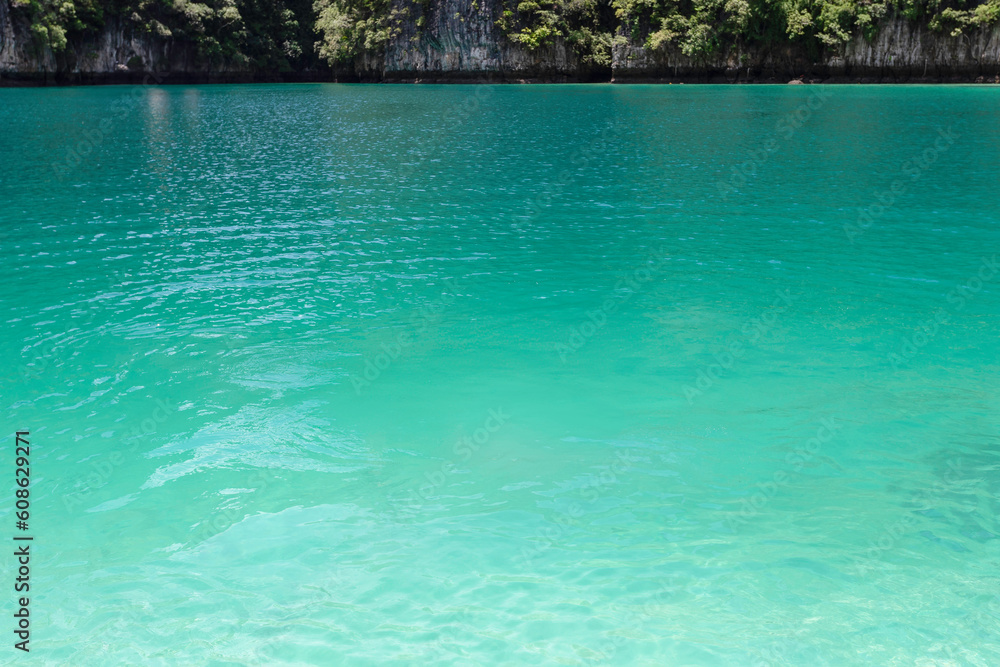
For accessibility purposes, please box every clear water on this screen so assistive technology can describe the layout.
[2,84,999,665]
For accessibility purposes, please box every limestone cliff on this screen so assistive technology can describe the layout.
[352,0,589,82]
[0,2,302,84]
[2,0,999,84]
[612,10,1000,82]
[1,5,169,82]
[354,1,1000,82]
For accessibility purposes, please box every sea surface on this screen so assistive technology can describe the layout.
[1,83,999,665]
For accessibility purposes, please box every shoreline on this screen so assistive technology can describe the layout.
[2,68,1000,87]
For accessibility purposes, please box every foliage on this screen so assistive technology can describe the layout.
[494,0,1000,65]
[929,0,1000,36]
[10,0,318,70]
[497,0,616,64]
[613,0,998,59]
[8,0,1000,68]
[314,0,406,62]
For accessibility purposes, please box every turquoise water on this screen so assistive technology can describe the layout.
[2,83,999,665]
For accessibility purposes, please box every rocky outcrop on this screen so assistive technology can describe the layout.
[1,6,165,81]
[2,0,999,84]
[0,0,44,75]
[351,0,597,82]
[358,4,1000,82]
[610,10,1000,82]
[0,4,312,84]
[837,13,1000,80]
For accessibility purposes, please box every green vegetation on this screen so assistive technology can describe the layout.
[8,0,1000,69]
[498,0,617,65]
[11,0,319,69]
[314,0,407,63]
[498,0,1000,64]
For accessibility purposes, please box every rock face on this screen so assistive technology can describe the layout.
[352,0,592,82]
[610,10,1000,82]
[0,6,166,82]
[838,13,1000,80]
[0,5,284,84]
[2,0,999,84]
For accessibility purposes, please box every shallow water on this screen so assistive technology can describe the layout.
[2,83,999,665]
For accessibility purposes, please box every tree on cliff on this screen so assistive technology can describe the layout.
[6,0,1000,71]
